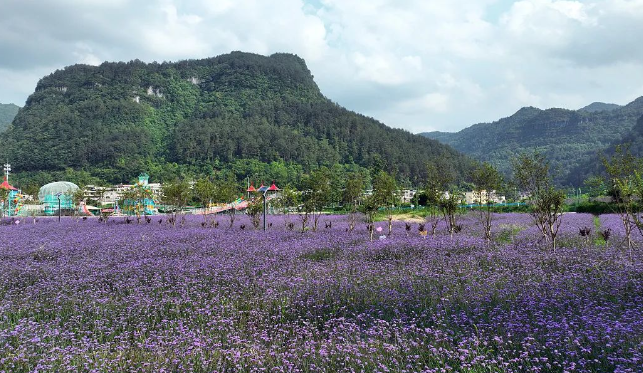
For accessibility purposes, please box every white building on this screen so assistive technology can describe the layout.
[400,189,416,204]
[464,190,506,205]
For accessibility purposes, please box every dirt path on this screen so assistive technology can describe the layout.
[390,213,425,223]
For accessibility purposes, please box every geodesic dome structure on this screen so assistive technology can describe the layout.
[39,181,79,215]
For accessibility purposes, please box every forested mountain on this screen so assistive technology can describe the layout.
[578,102,621,113]
[421,97,643,186]
[0,52,474,186]
[567,113,643,184]
[618,114,643,155]
[0,103,20,132]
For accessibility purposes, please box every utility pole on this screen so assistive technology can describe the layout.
[3,162,10,182]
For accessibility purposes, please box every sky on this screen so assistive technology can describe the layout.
[1,0,643,133]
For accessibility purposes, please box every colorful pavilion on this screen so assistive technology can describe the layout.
[0,177,23,216]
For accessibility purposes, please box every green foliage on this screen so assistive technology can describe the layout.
[343,173,365,210]
[569,201,613,214]
[359,195,379,241]
[425,161,463,236]
[583,175,608,198]
[71,187,86,212]
[471,163,503,198]
[601,144,643,255]
[301,168,332,231]
[0,187,10,218]
[246,200,264,229]
[421,99,643,186]
[343,174,365,232]
[372,171,397,207]
[372,170,397,235]
[495,224,525,244]
[471,162,503,242]
[513,152,566,251]
[273,185,298,214]
[213,174,240,203]
[161,180,192,210]
[0,103,20,132]
[193,177,216,208]
[298,247,338,262]
[212,173,241,228]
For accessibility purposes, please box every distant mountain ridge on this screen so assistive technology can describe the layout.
[421,97,643,186]
[0,52,474,185]
[578,102,621,113]
[0,103,20,132]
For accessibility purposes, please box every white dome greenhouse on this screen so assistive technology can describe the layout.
[38,181,79,215]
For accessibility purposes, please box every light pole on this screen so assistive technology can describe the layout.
[256,182,279,231]
[55,192,62,222]
[3,163,10,217]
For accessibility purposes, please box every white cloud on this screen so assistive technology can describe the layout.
[0,67,56,106]
[400,93,451,114]
[72,43,102,66]
[0,0,642,133]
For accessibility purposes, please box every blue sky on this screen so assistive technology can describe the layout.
[1,0,643,133]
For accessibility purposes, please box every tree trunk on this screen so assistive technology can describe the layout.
[313,212,319,232]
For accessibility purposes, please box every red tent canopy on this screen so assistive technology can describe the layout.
[246,182,256,192]
[0,177,17,191]
[268,182,279,191]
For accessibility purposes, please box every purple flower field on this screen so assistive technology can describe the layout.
[0,213,642,372]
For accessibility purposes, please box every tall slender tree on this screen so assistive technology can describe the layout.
[372,170,397,235]
[302,168,332,231]
[194,177,216,225]
[471,162,503,243]
[343,173,365,232]
[513,152,565,252]
[602,145,643,258]
[215,175,240,229]
[161,179,192,226]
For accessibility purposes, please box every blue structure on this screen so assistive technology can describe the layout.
[122,173,157,215]
[38,181,79,216]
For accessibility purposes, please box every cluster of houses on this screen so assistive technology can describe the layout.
[383,189,507,206]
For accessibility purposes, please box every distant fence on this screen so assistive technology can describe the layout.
[462,202,526,209]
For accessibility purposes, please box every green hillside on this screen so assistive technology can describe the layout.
[566,113,643,184]
[421,97,643,186]
[0,52,474,186]
[578,102,621,113]
[0,103,20,132]
[620,113,643,155]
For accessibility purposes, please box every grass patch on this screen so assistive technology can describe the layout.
[495,224,524,244]
[298,247,338,261]
[593,215,607,246]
